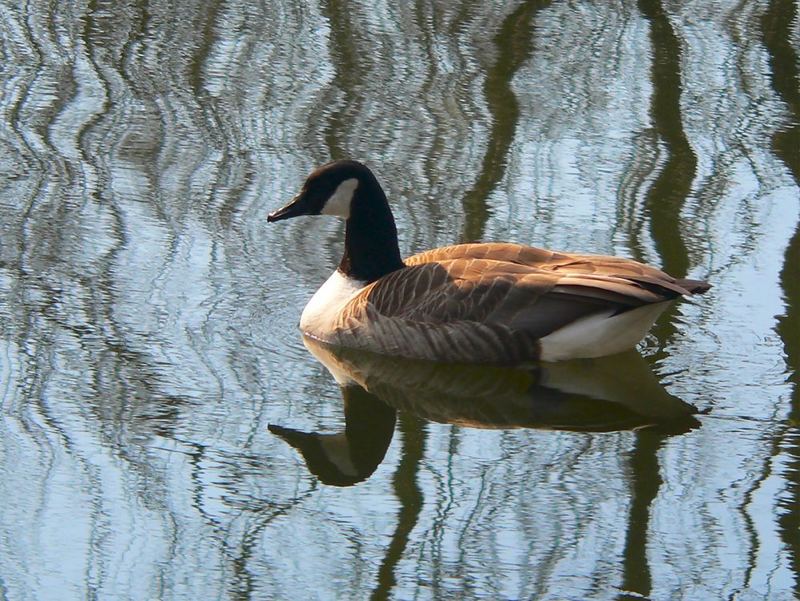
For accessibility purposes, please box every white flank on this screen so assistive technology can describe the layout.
[538,301,672,361]
[300,270,366,337]
[321,177,359,219]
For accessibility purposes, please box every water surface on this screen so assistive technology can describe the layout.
[0,1,798,599]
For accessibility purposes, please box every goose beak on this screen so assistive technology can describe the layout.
[267,193,305,223]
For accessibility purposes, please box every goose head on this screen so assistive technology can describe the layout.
[268,160,379,222]
[268,160,405,282]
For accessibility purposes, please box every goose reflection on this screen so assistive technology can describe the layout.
[269,338,701,486]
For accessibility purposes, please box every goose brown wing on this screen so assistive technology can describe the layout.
[406,243,704,297]
[405,242,562,268]
[347,256,682,341]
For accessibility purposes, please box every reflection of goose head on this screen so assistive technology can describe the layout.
[270,338,701,485]
[268,386,395,487]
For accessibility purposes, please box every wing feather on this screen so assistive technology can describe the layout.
[349,258,656,334]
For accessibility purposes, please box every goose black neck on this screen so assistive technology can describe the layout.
[339,178,405,282]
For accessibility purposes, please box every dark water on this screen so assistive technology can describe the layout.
[0,1,798,599]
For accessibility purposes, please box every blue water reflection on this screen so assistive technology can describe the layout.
[0,0,798,599]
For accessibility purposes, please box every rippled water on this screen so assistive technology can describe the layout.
[0,1,798,599]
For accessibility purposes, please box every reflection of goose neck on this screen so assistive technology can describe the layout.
[269,386,396,487]
[342,385,397,462]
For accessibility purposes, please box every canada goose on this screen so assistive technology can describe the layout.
[268,160,710,363]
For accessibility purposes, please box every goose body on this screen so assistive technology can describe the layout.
[268,160,709,364]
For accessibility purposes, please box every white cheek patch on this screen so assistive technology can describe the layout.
[321,178,359,219]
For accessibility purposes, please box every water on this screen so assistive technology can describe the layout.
[0,1,798,599]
